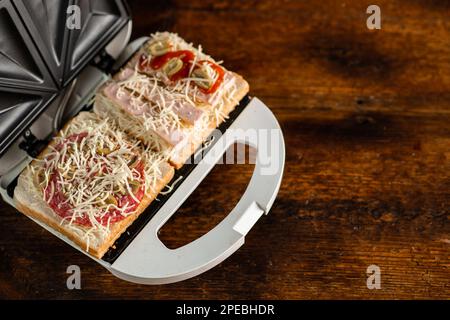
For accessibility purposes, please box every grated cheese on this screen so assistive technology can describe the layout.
[30,113,167,251]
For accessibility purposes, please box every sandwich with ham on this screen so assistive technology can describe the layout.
[95,32,249,168]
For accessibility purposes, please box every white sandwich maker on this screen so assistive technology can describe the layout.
[0,0,285,284]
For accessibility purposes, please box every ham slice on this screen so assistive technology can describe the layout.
[102,83,186,147]
[117,68,204,126]
[195,72,237,106]
[103,83,147,116]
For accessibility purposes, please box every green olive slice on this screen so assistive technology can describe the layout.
[162,58,183,77]
[105,195,118,207]
[192,67,213,90]
[35,168,46,187]
[96,147,112,155]
[129,155,140,169]
[148,40,172,56]
[129,180,141,194]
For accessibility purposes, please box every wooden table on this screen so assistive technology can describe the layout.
[0,0,448,299]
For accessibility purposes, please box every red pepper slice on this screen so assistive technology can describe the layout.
[139,50,195,82]
[194,60,225,94]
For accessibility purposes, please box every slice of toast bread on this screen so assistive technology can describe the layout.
[95,32,249,168]
[14,112,174,258]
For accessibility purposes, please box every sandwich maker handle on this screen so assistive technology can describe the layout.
[109,98,285,284]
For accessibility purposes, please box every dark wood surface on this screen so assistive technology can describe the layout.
[0,0,449,299]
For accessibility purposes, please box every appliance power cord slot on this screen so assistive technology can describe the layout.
[18,130,48,158]
[92,49,117,74]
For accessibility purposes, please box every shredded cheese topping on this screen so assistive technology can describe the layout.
[159,175,183,196]
[139,32,240,126]
[95,32,241,164]
[47,32,244,252]
[29,113,167,249]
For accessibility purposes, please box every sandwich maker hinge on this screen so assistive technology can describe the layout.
[18,130,47,158]
[92,50,116,74]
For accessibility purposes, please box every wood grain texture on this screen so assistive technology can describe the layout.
[0,0,449,299]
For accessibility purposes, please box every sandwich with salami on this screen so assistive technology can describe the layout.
[14,112,174,258]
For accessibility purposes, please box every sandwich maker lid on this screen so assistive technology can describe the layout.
[0,0,130,156]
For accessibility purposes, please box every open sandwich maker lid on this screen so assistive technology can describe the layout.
[0,0,130,156]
